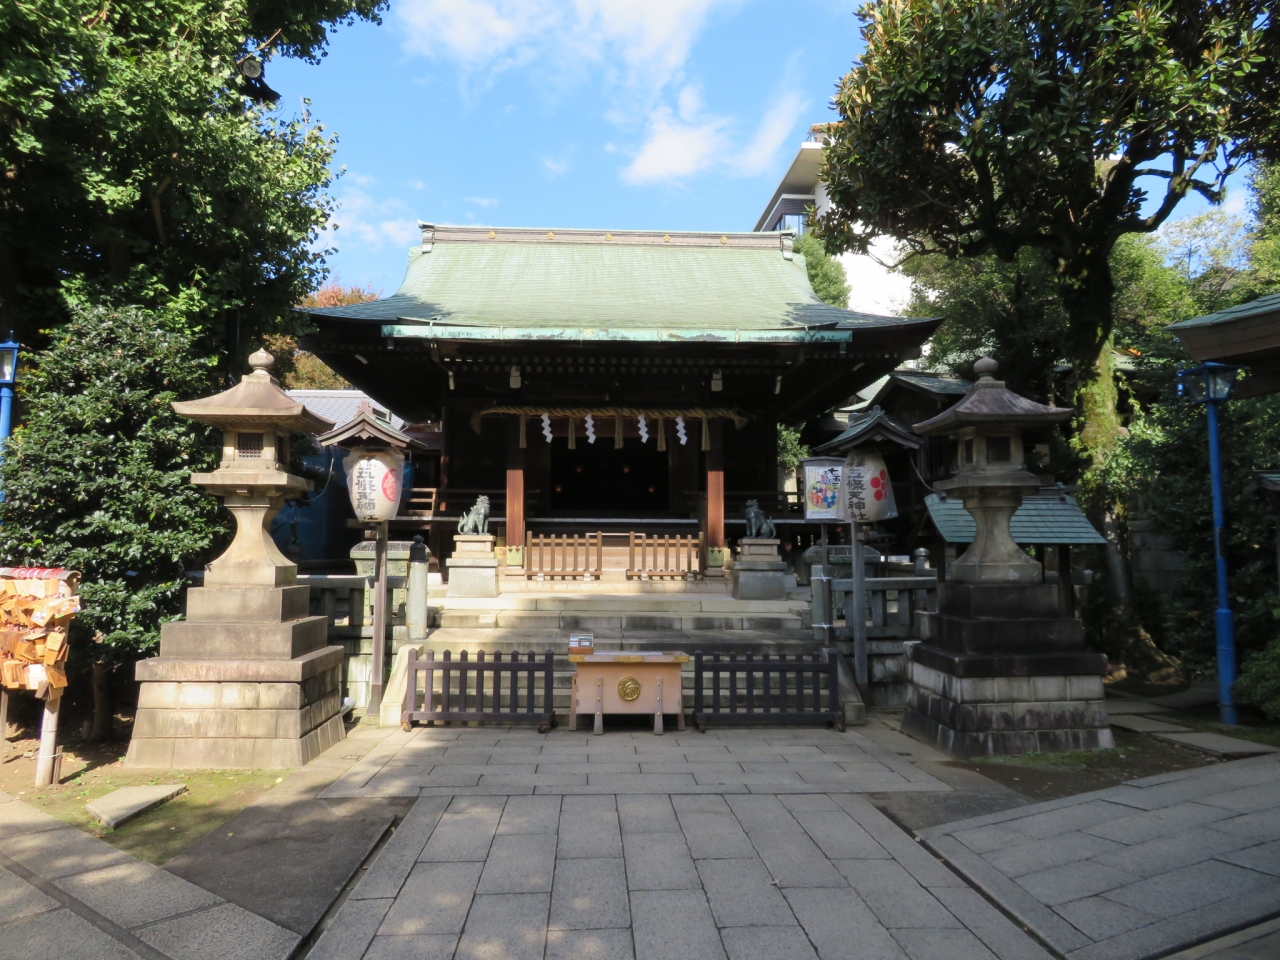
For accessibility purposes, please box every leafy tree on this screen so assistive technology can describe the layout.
[816,0,1276,457]
[263,282,378,389]
[0,0,385,353]
[793,234,850,309]
[1244,163,1280,298]
[0,306,224,737]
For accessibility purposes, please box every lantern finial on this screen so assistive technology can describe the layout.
[248,348,275,375]
[974,356,998,380]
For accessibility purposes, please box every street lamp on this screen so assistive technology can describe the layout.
[1178,361,1241,725]
[0,333,18,445]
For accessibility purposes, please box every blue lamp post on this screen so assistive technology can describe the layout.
[0,333,18,446]
[1179,361,1241,725]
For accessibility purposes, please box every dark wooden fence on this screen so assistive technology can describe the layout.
[402,649,556,732]
[692,649,844,731]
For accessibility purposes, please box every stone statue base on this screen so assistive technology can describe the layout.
[901,582,1111,757]
[730,538,787,601]
[447,534,499,597]
[126,583,345,769]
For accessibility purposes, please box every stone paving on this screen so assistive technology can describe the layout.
[318,726,949,798]
[920,754,1280,960]
[309,786,1051,960]
[0,787,298,960]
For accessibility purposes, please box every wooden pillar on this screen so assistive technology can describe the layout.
[706,419,725,551]
[506,416,525,561]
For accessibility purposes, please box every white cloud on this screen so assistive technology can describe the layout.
[733,92,806,177]
[330,187,419,251]
[466,196,499,207]
[622,86,806,186]
[543,156,569,175]
[396,0,738,92]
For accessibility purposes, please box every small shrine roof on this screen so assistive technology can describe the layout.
[914,357,1072,434]
[926,491,1106,545]
[300,223,941,344]
[172,350,334,433]
[317,402,427,451]
[813,407,922,453]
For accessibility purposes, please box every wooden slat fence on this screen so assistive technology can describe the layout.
[402,649,556,732]
[526,532,603,580]
[627,532,702,579]
[692,649,844,731]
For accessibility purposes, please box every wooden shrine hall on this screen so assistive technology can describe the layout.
[299,223,941,579]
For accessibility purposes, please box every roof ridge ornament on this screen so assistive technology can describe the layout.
[418,221,434,253]
[781,234,794,260]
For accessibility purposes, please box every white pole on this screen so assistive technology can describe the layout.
[34,692,60,787]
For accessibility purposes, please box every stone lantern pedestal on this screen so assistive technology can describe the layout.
[126,350,346,769]
[447,533,499,597]
[901,359,1112,757]
[730,539,787,600]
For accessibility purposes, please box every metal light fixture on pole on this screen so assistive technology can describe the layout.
[0,334,19,489]
[319,403,425,718]
[1178,361,1241,726]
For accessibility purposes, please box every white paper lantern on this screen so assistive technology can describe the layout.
[345,447,405,521]
[842,449,897,523]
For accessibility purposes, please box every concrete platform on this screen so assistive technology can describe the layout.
[86,784,187,830]
[1108,715,1190,734]
[1153,731,1280,759]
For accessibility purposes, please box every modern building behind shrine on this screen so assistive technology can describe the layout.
[298,222,941,573]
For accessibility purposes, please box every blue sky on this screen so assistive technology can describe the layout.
[268,0,1249,302]
[269,0,869,293]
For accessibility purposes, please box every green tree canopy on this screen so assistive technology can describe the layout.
[0,0,384,352]
[0,305,224,663]
[816,0,1277,387]
[793,233,850,309]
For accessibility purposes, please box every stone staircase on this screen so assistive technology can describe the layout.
[436,591,809,633]
[379,585,856,725]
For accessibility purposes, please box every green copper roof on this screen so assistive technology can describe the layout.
[1166,291,1280,330]
[926,491,1106,545]
[302,225,938,343]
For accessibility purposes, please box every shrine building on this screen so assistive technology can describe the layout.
[299,222,941,576]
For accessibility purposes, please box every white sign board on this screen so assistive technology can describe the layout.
[801,458,844,521]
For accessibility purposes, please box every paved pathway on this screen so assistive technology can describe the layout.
[0,787,297,960]
[920,754,1280,960]
[318,726,948,798]
[310,787,1050,960]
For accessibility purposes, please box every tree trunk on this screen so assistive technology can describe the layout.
[89,660,113,741]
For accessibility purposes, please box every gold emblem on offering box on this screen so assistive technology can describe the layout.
[617,677,641,701]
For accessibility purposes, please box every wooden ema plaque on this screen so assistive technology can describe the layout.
[568,651,688,735]
[0,568,81,786]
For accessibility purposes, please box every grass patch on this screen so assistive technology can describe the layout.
[2,738,285,864]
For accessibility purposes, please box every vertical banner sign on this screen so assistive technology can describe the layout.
[801,458,845,521]
[842,449,897,522]
[345,448,405,521]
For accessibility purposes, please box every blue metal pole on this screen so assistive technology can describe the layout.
[1205,398,1238,725]
[0,383,11,442]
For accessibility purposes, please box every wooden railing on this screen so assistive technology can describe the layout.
[628,532,702,579]
[526,532,604,580]
[401,649,556,732]
[691,649,843,730]
[404,487,437,518]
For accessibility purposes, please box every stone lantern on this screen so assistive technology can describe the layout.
[902,357,1112,757]
[127,349,347,769]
